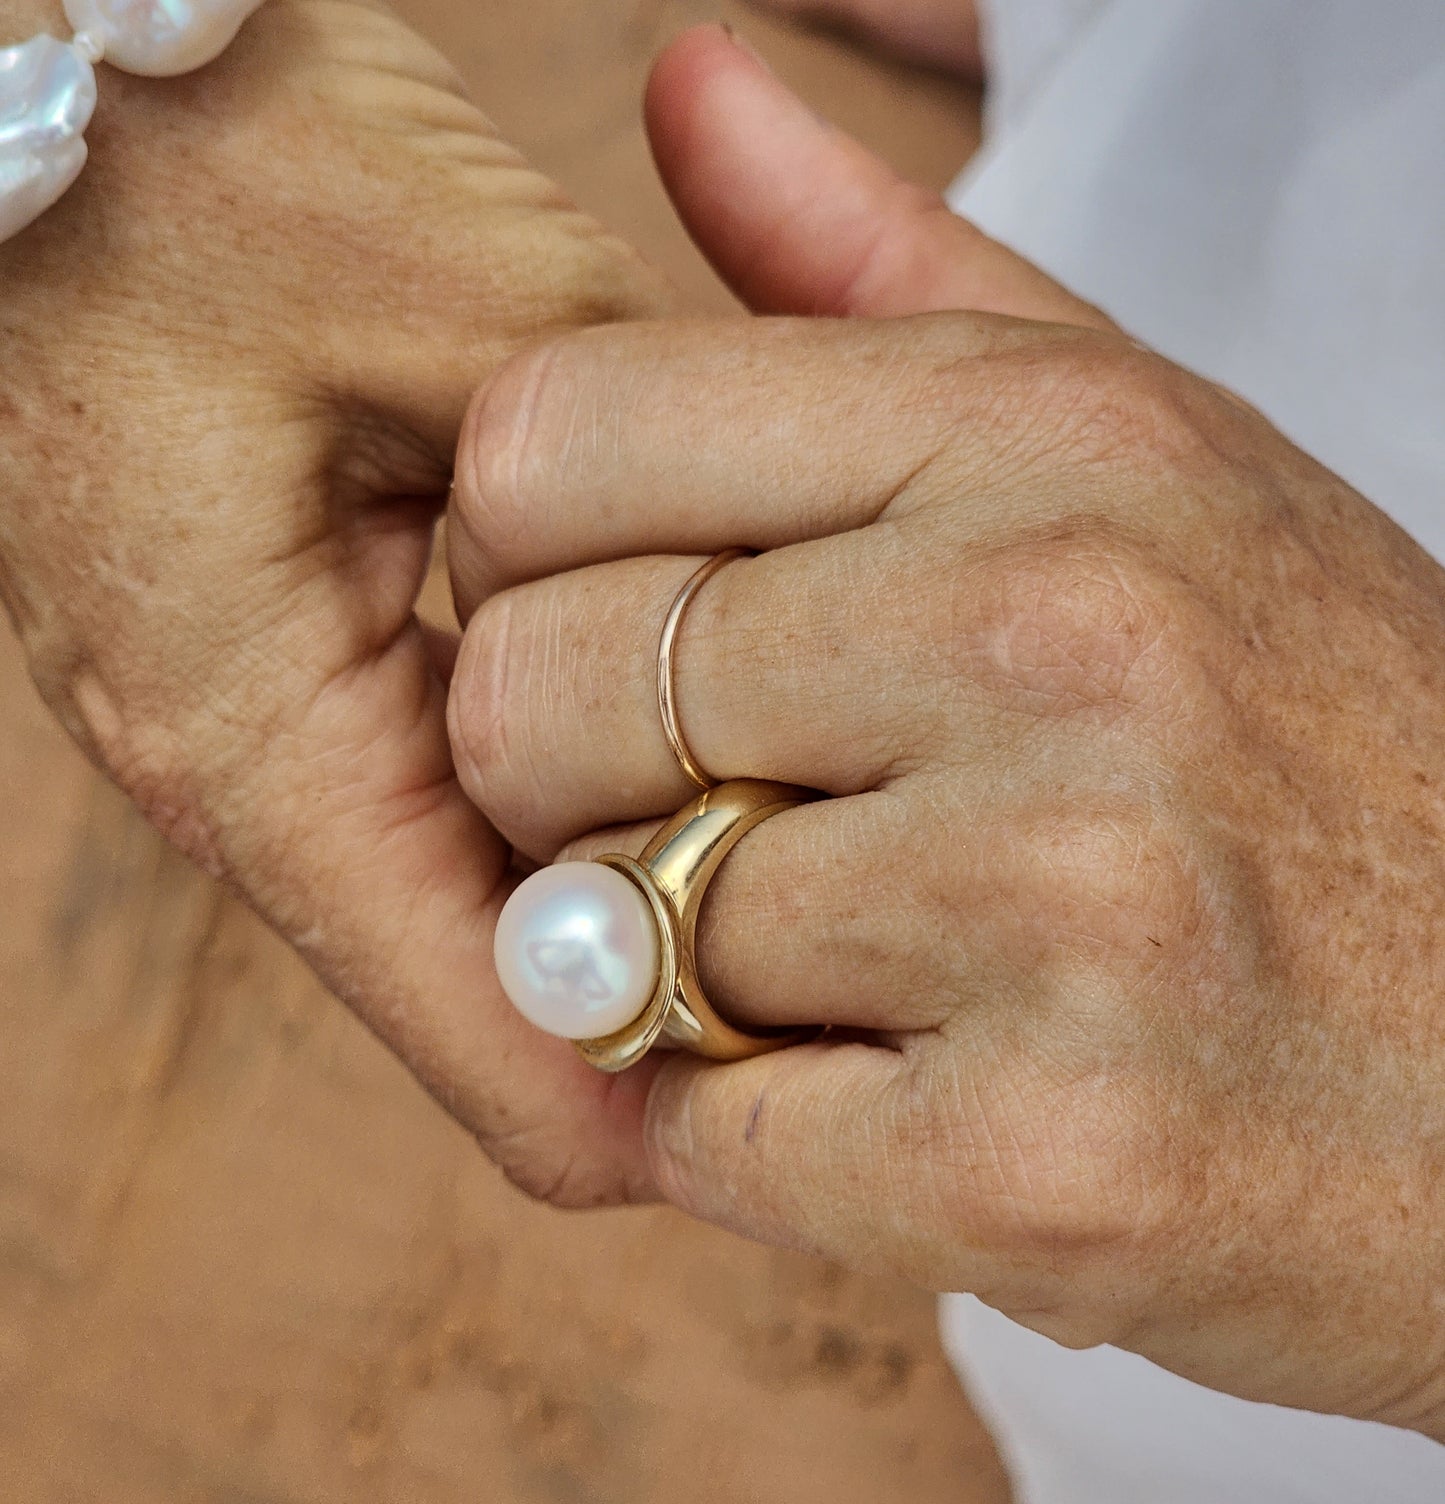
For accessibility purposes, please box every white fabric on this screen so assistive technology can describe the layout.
[977,0,1108,134]
[940,0,1445,1499]
[942,1295,1445,1504]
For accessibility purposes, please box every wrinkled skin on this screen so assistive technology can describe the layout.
[0,0,672,1203]
[447,309,1445,1445]
[6,0,1443,1444]
[444,29,1445,1441]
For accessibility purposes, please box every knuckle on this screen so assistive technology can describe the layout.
[452,338,570,584]
[961,523,1185,721]
[499,1144,598,1210]
[1044,338,1207,470]
[486,1121,610,1210]
[448,591,552,841]
[448,592,517,803]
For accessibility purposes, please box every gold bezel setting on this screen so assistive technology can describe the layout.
[573,855,681,1074]
[571,781,822,1073]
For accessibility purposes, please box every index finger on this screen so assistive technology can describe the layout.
[446,313,1100,619]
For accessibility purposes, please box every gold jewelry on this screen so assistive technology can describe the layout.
[657,549,753,789]
[576,778,818,1073]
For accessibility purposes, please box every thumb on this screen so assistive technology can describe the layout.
[646,24,1110,327]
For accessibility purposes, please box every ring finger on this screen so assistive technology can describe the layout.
[552,789,968,1033]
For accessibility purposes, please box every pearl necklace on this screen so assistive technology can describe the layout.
[0,1,264,244]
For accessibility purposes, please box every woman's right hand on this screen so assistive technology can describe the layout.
[0,0,671,1205]
[446,28,1445,1437]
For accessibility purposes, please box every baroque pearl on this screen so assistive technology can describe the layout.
[495,863,661,1041]
[62,0,266,77]
[0,36,96,243]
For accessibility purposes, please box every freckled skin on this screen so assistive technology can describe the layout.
[446,315,1445,1442]
[0,0,672,1209]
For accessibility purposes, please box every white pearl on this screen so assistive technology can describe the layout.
[0,36,96,243]
[495,863,661,1041]
[62,0,265,78]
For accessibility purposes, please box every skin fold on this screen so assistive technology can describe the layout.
[445,28,1445,1441]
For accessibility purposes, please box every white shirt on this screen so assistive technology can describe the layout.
[942,1,1445,1498]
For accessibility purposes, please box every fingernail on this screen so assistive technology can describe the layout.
[719,21,775,75]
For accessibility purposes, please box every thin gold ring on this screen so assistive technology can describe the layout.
[657,549,754,789]
[575,778,819,1073]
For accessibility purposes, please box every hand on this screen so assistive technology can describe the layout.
[0,0,672,1205]
[443,29,1445,1434]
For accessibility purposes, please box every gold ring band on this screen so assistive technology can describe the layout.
[657,549,753,789]
[575,778,818,1073]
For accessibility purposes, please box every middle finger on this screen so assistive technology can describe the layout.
[447,532,933,860]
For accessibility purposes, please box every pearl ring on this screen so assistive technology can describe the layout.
[495,551,819,1071]
[495,779,820,1071]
